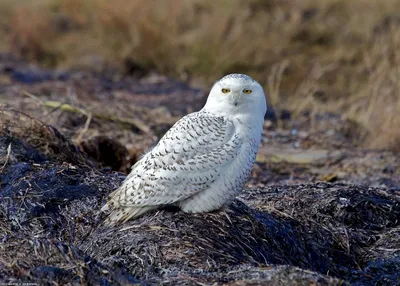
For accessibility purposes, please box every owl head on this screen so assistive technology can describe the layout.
[203,74,267,121]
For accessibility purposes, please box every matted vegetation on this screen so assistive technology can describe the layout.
[1,110,399,285]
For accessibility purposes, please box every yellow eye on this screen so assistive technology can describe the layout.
[243,89,252,94]
[221,88,230,93]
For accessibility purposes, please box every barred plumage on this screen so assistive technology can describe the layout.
[102,74,267,224]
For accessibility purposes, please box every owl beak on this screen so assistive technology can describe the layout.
[231,91,242,106]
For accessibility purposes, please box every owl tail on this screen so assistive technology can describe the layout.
[102,206,157,226]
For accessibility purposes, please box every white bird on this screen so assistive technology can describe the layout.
[101,74,267,224]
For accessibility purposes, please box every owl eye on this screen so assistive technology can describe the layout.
[221,88,230,94]
[243,89,252,94]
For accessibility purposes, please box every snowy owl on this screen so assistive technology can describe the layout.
[101,74,267,224]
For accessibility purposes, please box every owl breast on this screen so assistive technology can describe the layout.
[179,129,259,213]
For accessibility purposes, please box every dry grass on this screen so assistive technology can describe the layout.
[1,0,400,150]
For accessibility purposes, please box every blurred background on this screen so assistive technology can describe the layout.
[0,0,399,177]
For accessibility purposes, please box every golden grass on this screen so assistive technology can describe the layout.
[1,0,400,150]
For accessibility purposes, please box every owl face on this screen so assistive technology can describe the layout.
[203,74,267,120]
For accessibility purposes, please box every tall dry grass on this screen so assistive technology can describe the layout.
[1,0,400,151]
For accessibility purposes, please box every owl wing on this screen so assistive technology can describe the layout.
[105,111,243,208]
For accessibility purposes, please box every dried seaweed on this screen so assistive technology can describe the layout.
[0,109,399,285]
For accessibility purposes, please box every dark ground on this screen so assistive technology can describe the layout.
[0,55,399,285]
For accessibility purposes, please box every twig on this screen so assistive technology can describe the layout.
[43,100,89,116]
[22,91,44,104]
[75,112,92,144]
[0,143,12,173]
